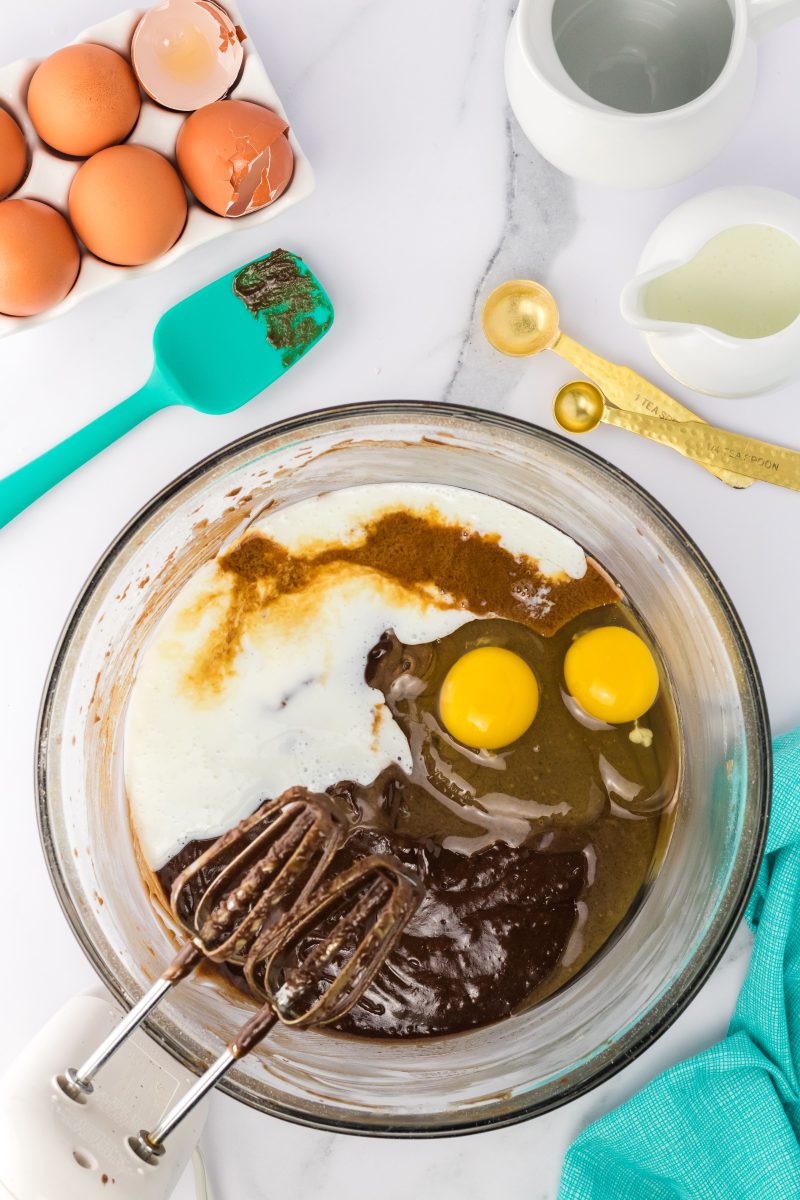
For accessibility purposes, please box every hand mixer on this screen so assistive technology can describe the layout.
[0,791,422,1200]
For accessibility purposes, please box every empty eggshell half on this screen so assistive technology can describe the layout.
[132,0,244,112]
[176,98,293,217]
[0,108,27,199]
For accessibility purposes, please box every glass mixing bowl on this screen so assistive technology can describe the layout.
[37,402,770,1135]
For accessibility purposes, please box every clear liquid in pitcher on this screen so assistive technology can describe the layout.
[642,224,800,339]
[552,0,734,114]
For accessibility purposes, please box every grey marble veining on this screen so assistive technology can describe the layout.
[445,112,577,409]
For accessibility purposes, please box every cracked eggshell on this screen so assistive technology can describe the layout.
[175,97,294,217]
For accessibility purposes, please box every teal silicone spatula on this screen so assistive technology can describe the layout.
[0,249,333,530]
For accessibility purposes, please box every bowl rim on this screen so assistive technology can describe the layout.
[35,399,771,1137]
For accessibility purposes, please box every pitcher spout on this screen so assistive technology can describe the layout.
[619,269,682,333]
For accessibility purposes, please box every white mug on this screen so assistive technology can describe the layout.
[506,0,800,190]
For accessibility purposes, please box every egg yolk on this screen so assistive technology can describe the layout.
[564,626,659,725]
[439,646,539,750]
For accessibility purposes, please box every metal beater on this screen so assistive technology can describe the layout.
[54,789,422,1164]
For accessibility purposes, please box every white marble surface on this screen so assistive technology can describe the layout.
[2,1,799,1197]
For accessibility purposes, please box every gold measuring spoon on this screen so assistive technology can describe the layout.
[482,279,752,489]
[554,380,800,493]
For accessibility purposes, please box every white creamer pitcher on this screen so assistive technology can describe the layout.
[506,0,800,189]
[620,187,800,397]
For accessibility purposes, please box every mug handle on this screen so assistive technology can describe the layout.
[748,0,800,38]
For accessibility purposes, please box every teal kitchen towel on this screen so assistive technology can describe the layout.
[559,726,800,1200]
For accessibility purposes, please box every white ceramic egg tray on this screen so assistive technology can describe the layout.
[0,2,315,339]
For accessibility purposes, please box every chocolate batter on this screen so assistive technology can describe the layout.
[155,511,677,1039]
[232,250,334,368]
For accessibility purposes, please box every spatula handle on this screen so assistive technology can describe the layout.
[0,371,168,530]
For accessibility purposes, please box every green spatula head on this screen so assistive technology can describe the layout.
[0,250,333,530]
[155,248,334,412]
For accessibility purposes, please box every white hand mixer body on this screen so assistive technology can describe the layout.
[0,990,208,1200]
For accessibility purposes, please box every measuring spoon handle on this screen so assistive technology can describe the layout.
[552,333,754,490]
[606,408,800,492]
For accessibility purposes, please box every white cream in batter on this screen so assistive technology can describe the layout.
[124,483,588,869]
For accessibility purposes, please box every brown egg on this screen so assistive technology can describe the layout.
[0,109,28,199]
[69,145,187,266]
[0,199,80,316]
[176,98,293,217]
[27,43,141,157]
